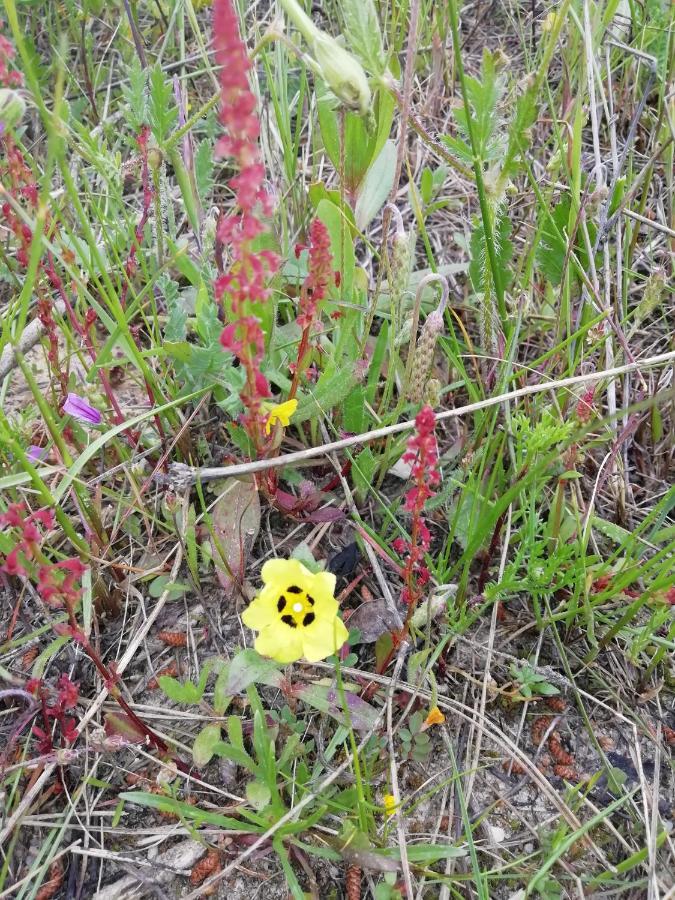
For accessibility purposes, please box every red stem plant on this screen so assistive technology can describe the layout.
[380,405,440,672]
[0,504,171,756]
[288,218,333,400]
[213,0,279,452]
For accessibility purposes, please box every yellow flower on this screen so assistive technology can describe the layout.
[383,794,397,817]
[423,706,445,728]
[263,399,298,435]
[242,558,348,664]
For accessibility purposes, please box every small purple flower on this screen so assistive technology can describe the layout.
[27,445,47,462]
[62,392,102,426]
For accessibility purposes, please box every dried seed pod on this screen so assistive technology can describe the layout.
[548,734,574,767]
[190,848,221,885]
[531,715,553,747]
[157,630,187,647]
[36,860,64,900]
[147,660,181,690]
[553,764,579,780]
[502,759,527,776]
[22,646,39,669]
[546,697,567,713]
[346,864,362,900]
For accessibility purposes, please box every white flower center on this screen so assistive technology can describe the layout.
[292,602,303,613]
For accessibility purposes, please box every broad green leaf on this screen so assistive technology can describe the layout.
[225,649,283,694]
[295,682,380,731]
[192,724,222,767]
[246,779,272,811]
[294,364,358,424]
[351,446,378,500]
[340,0,386,75]
[355,139,396,230]
[316,198,355,298]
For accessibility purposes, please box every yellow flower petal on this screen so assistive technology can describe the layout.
[264,398,298,434]
[254,625,304,664]
[241,595,276,631]
[260,557,309,588]
[301,616,349,662]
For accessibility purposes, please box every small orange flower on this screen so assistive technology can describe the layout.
[423,706,445,728]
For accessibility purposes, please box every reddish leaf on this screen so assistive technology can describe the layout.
[211,477,261,597]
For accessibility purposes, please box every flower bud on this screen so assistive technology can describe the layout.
[280,0,371,115]
[312,34,371,115]
[0,89,26,129]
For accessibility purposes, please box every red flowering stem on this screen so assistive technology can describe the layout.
[62,603,169,754]
[288,218,333,401]
[377,406,440,674]
[213,0,280,448]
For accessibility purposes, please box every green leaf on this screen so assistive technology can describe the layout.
[192,724,222,767]
[316,197,355,298]
[158,665,211,705]
[351,446,378,500]
[453,49,505,161]
[294,364,358,425]
[121,57,147,132]
[246,779,272,811]
[355,139,396,230]
[340,0,386,75]
[120,792,251,832]
[316,84,394,193]
[295,682,380,731]
[225,649,283,694]
[195,138,215,201]
[148,63,177,141]
[342,385,366,432]
[147,575,189,599]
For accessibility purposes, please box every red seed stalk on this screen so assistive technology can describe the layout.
[289,218,333,400]
[212,0,279,449]
[378,406,440,674]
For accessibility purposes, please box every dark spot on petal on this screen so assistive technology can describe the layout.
[287,585,302,594]
[303,612,316,627]
[277,596,286,612]
[306,594,315,606]
[281,614,297,628]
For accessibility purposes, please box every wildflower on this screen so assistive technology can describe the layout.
[213,0,280,435]
[62,392,102,426]
[396,406,439,607]
[27,445,47,462]
[241,558,348,664]
[297,218,332,329]
[383,794,397,817]
[423,706,445,728]
[263,398,298,435]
